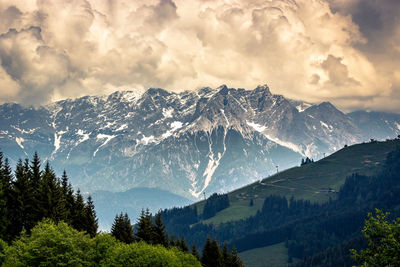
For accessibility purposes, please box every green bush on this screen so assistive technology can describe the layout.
[2,220,201,267]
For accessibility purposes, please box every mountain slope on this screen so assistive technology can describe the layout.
[160,139,400,267]
[195,139,399,225]
[0,85,399,202]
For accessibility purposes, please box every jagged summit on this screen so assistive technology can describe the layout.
[0,85,399,201]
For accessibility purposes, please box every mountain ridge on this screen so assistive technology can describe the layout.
[0,84,399,201]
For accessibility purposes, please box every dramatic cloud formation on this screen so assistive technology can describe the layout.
[0,0,398,112]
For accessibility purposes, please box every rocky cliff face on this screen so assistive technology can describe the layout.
[1,84,399,200]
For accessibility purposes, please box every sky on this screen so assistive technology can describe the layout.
[0,0,399,113]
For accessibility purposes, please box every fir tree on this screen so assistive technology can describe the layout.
[60,171,75,225]
[2,157,13,240]
[0,173,7,239]
[111,212,134,244]
[29,152,42,223]
[10,159,34,237]
[191,244,201,261]
[152,211,168,247]
[71,189,86,232]
[229,247,244,267]
[169,234,176,247]
[222,242,229,266]
[202,237,223,267]
[38,162,66,222]
[84,195,98,237]
[135,208,153,243]
[178,236,189,252]
[30,152,41,189]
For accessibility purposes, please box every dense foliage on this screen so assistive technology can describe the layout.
[0,152,98,241]
[351,210,400,266]
[110,207,243,267]
[0,220,201,266]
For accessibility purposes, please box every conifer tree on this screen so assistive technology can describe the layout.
[30,152,41,189]
[10,159,34,237]
[201,237,223,267]
[30,152,42,223]
[229,247,244,267]
[38,162,66,222]
[0,174,7,239]
[71,189,86,232]
[202,237,223,267]
[135,208,153,243]
[84,195,98,237]
[152,210,168,247]
[222,242,230,266]
[178,236,189,252]
[2,157,13,240]
[60,171,75,225]
[169,234,176,247]
[111,212,134,244]
[191,244,200,261]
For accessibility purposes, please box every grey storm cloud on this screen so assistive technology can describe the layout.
[0,0,398,112]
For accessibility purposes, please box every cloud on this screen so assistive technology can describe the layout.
[0,0,398,113]
[321,55,360,86]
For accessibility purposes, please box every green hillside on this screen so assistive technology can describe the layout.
[196,139,400,225]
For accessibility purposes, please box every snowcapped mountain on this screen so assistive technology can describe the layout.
[1,85,399,200]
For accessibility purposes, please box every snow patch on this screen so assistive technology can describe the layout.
[171,121,183,130]
[320,121,333,132]
[246,121,266,132]
[11,125,37,134]
[163,107,174,118]
[296,103,312,112]
[93,134,116,156]
[264,134,305,157]
[396,122,400,131]
[54,133,61,152]
[76,129,90,144]
[221,109,229,126]
[116,124,128,131]
[121,91,137,102]
[139,135,155,145]
[161,121,183,139]
[16,137,25,149]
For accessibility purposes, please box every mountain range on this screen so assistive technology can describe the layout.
[0,84,399,227]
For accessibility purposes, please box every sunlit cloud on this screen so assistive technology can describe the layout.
[0,0,398,112]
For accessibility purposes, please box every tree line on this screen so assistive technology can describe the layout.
[0,151,245,266]
[158,144,400,265]
[110,208,244,267]
[0,152,97,242]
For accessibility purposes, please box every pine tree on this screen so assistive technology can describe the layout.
[71,189,86,232]
[135,208,153,243]
[84,195,98,237]
[60,171,75,225]
[202,237,223,267]
[2,157,13,241]
[249,198,254,207]
[152,211,168,247]
[222,242,230,266]
[178,236,189,252]
[38,162,66,222]
[191,244,201,261]
[30,152,42,223]
[111,212,134,244]
[10,159,34,237]
[169,234,176,247]
[230,247,244,267]
[0,173,7,239]
[30,152,41,189]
